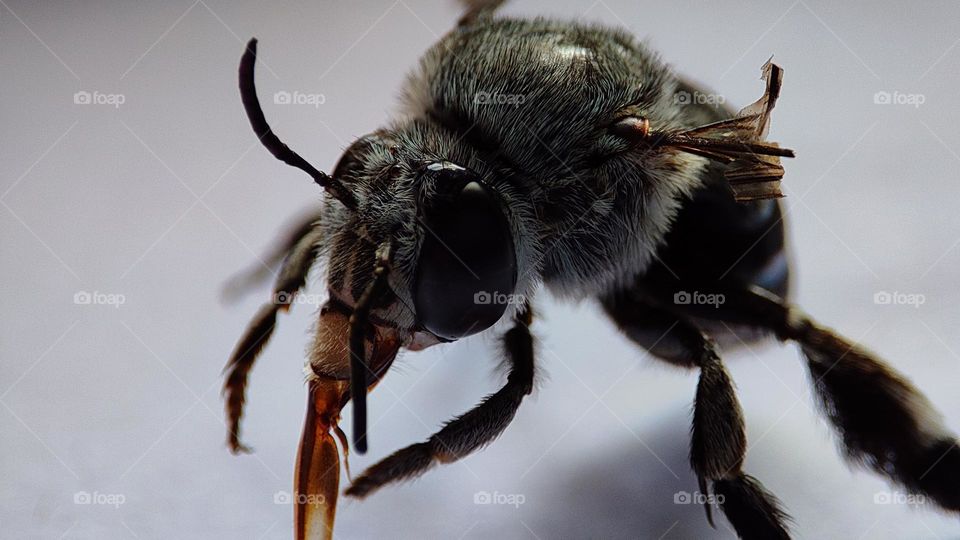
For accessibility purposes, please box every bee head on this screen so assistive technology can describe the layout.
[323,128,525,344]
[240,38,538,452]
[240,38,535,349]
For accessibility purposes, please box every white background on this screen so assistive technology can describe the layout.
[2,1,960,538]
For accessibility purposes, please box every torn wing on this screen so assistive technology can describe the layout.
[669,60,792,201]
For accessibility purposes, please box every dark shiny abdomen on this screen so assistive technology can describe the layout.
[641,165,791,300]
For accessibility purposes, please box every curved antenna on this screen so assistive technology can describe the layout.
[239,38,357,209]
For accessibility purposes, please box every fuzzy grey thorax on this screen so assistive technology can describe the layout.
[394,17,710,300]
[315,16,716,345]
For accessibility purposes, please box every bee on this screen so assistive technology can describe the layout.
[222,1,960,538]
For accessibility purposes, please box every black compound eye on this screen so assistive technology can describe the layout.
[413,166,517,340]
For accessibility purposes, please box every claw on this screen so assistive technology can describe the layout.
[698,475,715,528]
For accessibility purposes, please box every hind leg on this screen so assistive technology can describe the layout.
[602,293,791,539]
[643,284,960,514]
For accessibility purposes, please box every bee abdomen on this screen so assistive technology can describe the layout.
[643,171,790,298]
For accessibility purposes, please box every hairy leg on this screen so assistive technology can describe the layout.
[221,209,323,302]
[457,0,507,26]
[660,285,960,514]
[222,225,323,452]
[603,295,791,539]
[345,305,535,498]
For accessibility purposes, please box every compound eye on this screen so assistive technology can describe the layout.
[413,171,517,340]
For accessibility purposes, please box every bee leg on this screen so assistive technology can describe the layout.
[221,209,322,302]
[222,226,323,453]
[692,344,791,540]
[457,0,507,27]
[601,296,791,539]
[344,306,535,498]
[717,287,960,514]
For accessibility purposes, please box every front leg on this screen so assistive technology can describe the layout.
[223,222,323,453]
[345,305,535,498]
